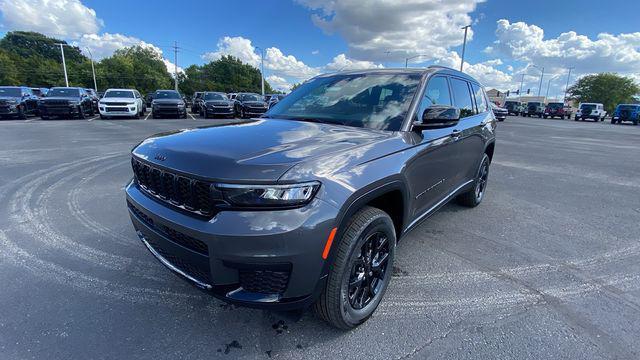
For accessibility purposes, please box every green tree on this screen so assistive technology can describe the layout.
[0,49,19,84]
[97,45,173,94]
[567,73,640,113]
[290,82,302,91]
[179,55,273,95]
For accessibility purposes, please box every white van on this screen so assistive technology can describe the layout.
[575,103,606,122]
[99,89,146,119]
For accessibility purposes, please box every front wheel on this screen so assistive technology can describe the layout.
[313,206,396,329]
[77,106,85,119]
[457,153,490,207]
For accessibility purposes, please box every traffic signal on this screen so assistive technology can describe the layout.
[527,88,530,94]
[515,89,520,95]
[506,90,510,97]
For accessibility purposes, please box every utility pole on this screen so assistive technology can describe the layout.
[85,47,97,92]
[55,43,69,87]
[255,46,265,96]
[545,77,553,98]
[537,66,544,96]
[519,73,525,97]
[173,41,179,91]
[460,25,471,72]
[563,66,574,103]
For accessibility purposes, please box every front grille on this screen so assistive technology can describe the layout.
[239,269,290,295]
[127,201,209,256]
[145,235,211,284]
[104,102,128,106]
[131,157,220,217]
[107,107,128,112]
[45,100,70,106]
[0,100,7,106]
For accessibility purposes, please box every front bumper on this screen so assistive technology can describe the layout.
[244,107,268,116]
[0,105,19,116]
[206,106,234,114]
[100,106,137,117]
[153,107,186,117]
[39,106,78,117]
[125,180,337,309]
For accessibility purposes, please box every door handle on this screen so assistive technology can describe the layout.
[451,129,462,139]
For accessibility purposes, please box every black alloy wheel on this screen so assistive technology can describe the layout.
[457,153,490,207]
[475,156,489,202]
[347,231,391,310]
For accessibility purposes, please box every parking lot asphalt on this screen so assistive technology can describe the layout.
[1,114,639,359]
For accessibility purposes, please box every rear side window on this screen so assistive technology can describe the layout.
[471,84,487,113]
[450,78,475,118]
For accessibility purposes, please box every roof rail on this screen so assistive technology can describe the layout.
[427,65,457,71]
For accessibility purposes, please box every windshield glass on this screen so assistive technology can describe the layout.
[528,102,541,106]
[204,93,227,101]
[547,103,563,109]
[0,87,21,97]
[240,94,262,101]
[266,73,421,131]
[104,90,134,98]
[617,105,638,111]
[155,91,181,99]
[48,88,80,97]
[580,104,596,110]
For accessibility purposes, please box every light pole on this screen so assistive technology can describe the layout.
[519,73,525,98]
[85,47,97,92]
[545,76,557,98]
[531,64,544,96]
[460,25,471,72]
[55,43,69,87]
[563,66,574,104]
[405,54,429,68]
[255,46,265,96]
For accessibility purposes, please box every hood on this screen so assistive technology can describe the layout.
[0,96,20,101]
[205,100,233,106]
[132,119,393,182]
[241,100,267,107]
[101,97,136,103]
[44,96,78,101]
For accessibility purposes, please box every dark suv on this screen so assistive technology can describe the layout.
[126,67,496,329]
[611,104,640,125]
[200,92,235,118]
[0,86,39,119]
[39,87,94,119]
[151,90,187,119]
[524,101,544,117]
[543,102,568,119]
[234,92,269,118]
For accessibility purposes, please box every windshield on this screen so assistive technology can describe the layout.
[547,103,563,109]
[528,102,541,106]
[0,87,21,97]
[580,104,596,110]
[155,91,181,99]
[104,90,134,98]
[617,105,639,111]
[48,88,80,97]
[240,94,262,101]
[265,73,421,131]
[204,93,227,101]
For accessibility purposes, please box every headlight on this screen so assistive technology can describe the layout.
[216,181,320,208]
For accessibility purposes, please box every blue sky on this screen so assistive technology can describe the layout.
[2,0,640,96]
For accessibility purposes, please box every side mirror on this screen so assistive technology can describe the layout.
[413,105,460,130]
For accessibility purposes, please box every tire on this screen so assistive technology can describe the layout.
[77,106,85,119]
[100,114,107,120]
[203,109,209,119]
[633,119,638,126]
[543,115,547,119]
[456,153,490,208]
[313,206,396,329]
[17,105,27,120]
[240,108,246,119]
[40,115,49,120]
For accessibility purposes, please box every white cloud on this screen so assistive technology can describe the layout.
[77,33,182,75]
[311,50,320,55]
[325,53,384,71]
[266,75,291,92]
[202,36,261,66]
[488,19,640,75]
[265,47,320,79]
[0,0,102,38]
[434,51,512,90]
[297,0,482,63]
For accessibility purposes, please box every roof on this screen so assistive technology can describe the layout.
[316,66,481,85]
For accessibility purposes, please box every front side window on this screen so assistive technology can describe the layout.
[471,84,487,113]
[266,73,421,131]
[450,78,475,118]
[416,76,451,120]
[48,88,81,97]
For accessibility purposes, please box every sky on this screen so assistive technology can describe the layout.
[1,0,639,97]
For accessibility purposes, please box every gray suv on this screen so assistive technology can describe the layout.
[125,67,496,329]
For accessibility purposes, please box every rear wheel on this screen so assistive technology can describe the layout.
[17,105,27,120]
[77,106,85,119]
[313,206,395,329]
[633,119,638,126]
[457,153,490,207]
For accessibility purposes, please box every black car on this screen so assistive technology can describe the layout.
[268,94,286,109]
[85,88,100,112]
[490,102,507,121]
[191,92,204,113]
[234,92,269,118]
[151,90,187,119]
[200,92,235,118]
[126,67,496,329]
[0,86,39,119]
[39,87,95,119]
[524,101,544,117]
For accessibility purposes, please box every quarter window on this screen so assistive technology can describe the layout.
[450,78,475,118]
[471,84,487,113]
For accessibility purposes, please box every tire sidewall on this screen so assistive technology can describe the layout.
[337,215,396,327]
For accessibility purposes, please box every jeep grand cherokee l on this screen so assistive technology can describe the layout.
[200,92,235,118]
[0,86,39,119]
[39,87,94,119]
[126,67,496,329]
[234,92,269,118]
[151,90,187,119]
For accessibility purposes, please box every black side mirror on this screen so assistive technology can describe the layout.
[413,105,460,130]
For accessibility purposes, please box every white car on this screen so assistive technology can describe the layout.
[575,102,606,122]
[99,89,146,119]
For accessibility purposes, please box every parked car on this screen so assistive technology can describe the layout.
[575,103,606,122]
[523,101,544,117]
[125,67,496,329]
[490,102,507,121]
[99,88,146,119]
[0,86,39,119]
[31,87,49,98]
[234,92,269,118]
[227,93,237,101]
[151,90,187,119]
[84,88,100,112]
[97,91,105,99]
[38,87,94,119]
[268,94,286,109]
[503,100,522,116]
[563,105,573,119]
[191,92,204,113]
[145,93,155,107]
[200,91,235,118]
[543,102,569,119]
[611,104,640,125]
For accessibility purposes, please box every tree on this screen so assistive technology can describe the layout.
[0,49,19,84]
[567,73,640,113]
[290,82,302,91]
[97,45,173,94]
